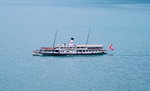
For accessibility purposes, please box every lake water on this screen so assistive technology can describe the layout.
[0,0,150,91]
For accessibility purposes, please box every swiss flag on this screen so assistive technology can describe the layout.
[109,44,114,50]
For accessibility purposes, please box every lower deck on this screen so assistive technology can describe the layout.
[33,50,106,56]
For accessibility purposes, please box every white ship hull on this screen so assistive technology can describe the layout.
[32,50,106,56]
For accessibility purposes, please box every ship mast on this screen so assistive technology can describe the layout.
[86,28,91,45]
[53,31,57,48]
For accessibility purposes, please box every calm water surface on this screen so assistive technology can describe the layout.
[0,0,150,91]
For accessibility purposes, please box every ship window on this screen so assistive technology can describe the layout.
[55,50,59,52]
[83,50,85,52]
[79,50,82,52]
[77,50,81,52]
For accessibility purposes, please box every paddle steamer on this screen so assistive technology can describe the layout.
[32,30,113,56]
[32,38,108,56]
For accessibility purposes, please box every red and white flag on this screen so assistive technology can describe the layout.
[109,44,114,50]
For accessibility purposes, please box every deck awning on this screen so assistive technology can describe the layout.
[76,45,103,47]
[41,47,54,49]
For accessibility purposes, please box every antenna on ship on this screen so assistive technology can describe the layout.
[53,31,57,48]
[86,28,91,45]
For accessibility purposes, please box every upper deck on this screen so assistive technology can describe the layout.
[40,38,103,50]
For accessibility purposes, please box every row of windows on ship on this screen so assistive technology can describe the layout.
[42,50,100,52]
[55,47,102,49]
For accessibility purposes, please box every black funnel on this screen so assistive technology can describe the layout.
[71,38,74,40]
